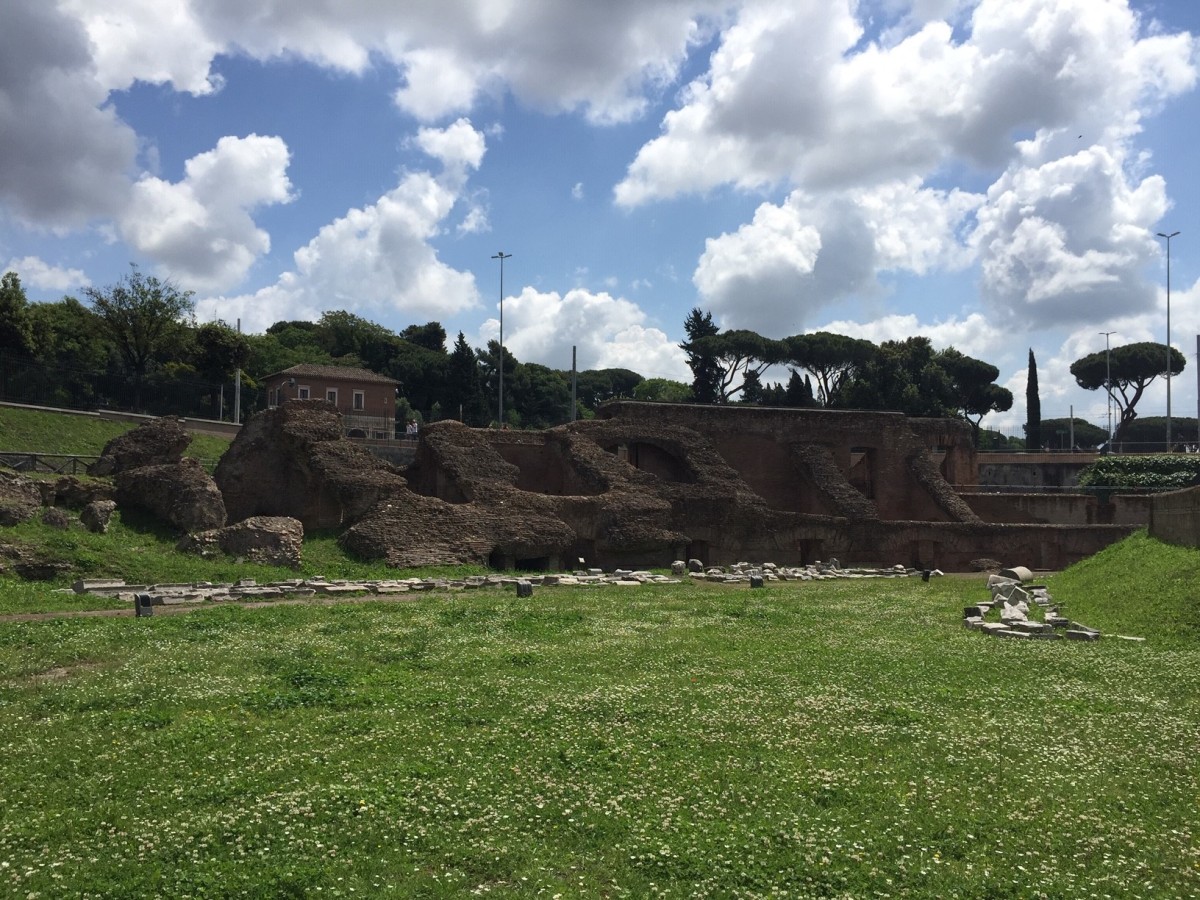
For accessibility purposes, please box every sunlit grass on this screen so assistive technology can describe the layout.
[0,406,231,465]
[0,559,1196,898]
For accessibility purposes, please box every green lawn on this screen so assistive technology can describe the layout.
[0,557,1196,898]
[0,405,231,463]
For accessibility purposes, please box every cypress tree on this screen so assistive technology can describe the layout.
[1026,348,1042,450]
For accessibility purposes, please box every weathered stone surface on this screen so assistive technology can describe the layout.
[41,476,116,510]
[0,471,43,526]
[80,499,118,533]
[215,401,408,530]
[89,417,192,476]
[40,506,72,529]
[178,515,304,568]
[999,565,1034,583]
[0,543,71,580]
[115,457,226,533]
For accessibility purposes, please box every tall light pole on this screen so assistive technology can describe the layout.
[1157,230,1180,451]
[1100,331,1116,449]
[492,251,512,427]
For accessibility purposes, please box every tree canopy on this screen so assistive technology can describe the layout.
[1070,342,1186,444]
[82,264,195,409]
[784,332,875,407]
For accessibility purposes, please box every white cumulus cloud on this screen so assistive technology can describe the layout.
[478,287,689,381]
[118,135,295,292]
[2,256,91,293]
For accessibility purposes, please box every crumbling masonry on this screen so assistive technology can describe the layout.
[213,400,1136,571]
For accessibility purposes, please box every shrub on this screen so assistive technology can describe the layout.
[1077,454,1200,489]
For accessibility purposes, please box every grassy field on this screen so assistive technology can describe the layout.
[0,535,1197,897]
[1,405,1198,896]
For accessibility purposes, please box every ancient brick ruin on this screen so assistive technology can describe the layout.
[210,400,1137,572]
[1,401,1139,575]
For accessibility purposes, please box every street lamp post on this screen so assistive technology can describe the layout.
[492,251,512,427]
[1100,331,1116,450]
[1157,230,1180,451]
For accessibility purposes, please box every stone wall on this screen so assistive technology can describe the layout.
[597,402,979,524]
[977,452,1097,490]
[1148,486,1200,548]
[961,491,1153,527]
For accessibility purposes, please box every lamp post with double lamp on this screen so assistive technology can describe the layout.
[1099,331,1116,450]
[492,251,512,427]
[1157,230,1180,450]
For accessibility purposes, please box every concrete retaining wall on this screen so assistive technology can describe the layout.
[1149,486,1200,548]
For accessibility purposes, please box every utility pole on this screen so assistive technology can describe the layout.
[1157,230,1180,450]
[492,251,512,427]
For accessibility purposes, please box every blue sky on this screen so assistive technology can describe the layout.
[1,0,1197,435]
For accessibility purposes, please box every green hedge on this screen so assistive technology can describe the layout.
[1077,454,1200,489]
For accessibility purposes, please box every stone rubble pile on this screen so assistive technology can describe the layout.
[70,558,933,609]
[963,567,1101,641]
[70,569,685,607]
[673,558,933,583]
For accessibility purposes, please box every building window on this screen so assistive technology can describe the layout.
[298,386,310,400]
[353,391,365,410]
[326,389,338,405]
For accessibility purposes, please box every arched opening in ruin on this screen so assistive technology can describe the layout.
[493,442,601,496]
[626,442,692,482]
[347,428,367,438]
[798,539,824,565]
[686,540,709,565]
[602,441,692,483]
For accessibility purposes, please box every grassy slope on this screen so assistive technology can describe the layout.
[0,405,231,461]
[1048,530,1200,642]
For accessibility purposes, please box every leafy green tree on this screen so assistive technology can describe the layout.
[739,370,765,404]
[83,264,195,410]
[1039,417,1108,450]
[443,332,488,424]
[511,362,571,428]
[784,332,876,407]
[194,322,250,383]
[0,271,34,358]
[692,329,788,403]
[680,308,721,403]
[977,429,1025,450]
[477,340,520,425]
[1026,349,1042,450]
[841,337,956,416]
[193,322,252,418]
[314,310,400,370]
[25,297,117,408]
[1109,416,1199,452]
[245,328,333,378]
[937,347,1013,445]
[400,322,447,353]
[784,371,816,408]
[385,340,447,421]
[632,378,692,402]
[1070,342,1185,445]
[573,368,644,412]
